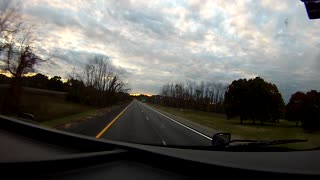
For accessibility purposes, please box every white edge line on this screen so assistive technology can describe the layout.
[162,140,167,146]
[146,116,149,120]
[142,103,212,141]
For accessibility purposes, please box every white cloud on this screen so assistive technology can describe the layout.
[17,0,320,101]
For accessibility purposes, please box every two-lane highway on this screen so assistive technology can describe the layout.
[97,100,211,146]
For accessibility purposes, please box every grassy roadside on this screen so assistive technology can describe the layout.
[148,103,320,150]
[0,86,131,129]
[41,101,132,128]
[0,86,98,127]
[41,109,100,127]
[18,91,94,122]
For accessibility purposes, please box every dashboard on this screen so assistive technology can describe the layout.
[0,115,319,179]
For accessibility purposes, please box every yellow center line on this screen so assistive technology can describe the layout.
[95,101,133,138]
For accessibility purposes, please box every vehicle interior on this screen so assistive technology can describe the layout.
[1,0,320,179]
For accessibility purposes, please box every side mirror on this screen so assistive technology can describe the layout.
[212,133,231,147]
[17,112,38,124]
[18,112,34,121]
[301,0,320,19]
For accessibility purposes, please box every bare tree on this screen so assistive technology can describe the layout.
[159,80,227,112]
[0,0,38,78]
[1,36,41,78]
[74,55,129,106]
[0,1,46,114]
[0,0,21,30]
[0,0,22,50]
[82,56,127,93]
[0,29,42,114]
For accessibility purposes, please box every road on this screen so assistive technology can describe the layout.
[69,100,211,146]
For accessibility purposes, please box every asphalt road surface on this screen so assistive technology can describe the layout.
[70,100,211,146]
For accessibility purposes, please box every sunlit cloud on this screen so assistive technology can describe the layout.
[15,0,320,102]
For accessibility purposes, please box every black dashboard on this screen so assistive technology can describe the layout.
[0,115,319,179]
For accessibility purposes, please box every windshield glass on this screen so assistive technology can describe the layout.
[0,0,319,151]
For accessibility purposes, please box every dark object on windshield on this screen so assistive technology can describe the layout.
[211,132,308,151]
[211,133,231,147]
[18,112,34,121]
[302,0,320,19]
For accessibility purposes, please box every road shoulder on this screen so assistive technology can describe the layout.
[50,101,132,137]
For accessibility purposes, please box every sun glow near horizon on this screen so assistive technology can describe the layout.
[130,93,153,97]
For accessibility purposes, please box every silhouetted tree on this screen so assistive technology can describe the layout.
[0,0,22,49]
[0,74,10,84]
[65,78,87,103]
[0,0,47,114]
[303,90,320,129]
[224,77,285,124]
[67,55,130,107]
[286,90,320,129]
[48,76,64,91]
[23,73,49,89]
[285,91,306,126]
[0,40,42,113]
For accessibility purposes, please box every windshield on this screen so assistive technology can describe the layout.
[0,0,319,151]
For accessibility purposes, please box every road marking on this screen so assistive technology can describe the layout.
[95,102,133,138]
[140,103,168,145]
[162,140,167,146]
[142,103,212,141]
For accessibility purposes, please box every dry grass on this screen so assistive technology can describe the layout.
[0,86,93,122]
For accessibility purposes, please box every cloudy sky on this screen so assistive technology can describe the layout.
[16,0,320,102]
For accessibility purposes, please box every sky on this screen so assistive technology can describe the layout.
[14,0,320,102]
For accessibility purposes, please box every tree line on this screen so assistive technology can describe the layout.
[224,77,320,129]
[149,81,227,113]
[0,73,64,91]
[0,56,130,112]
[150,77,320,130]
[0,1,130,114]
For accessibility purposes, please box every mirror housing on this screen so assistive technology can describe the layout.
[302,0,320,19]
[212,133,231,147]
